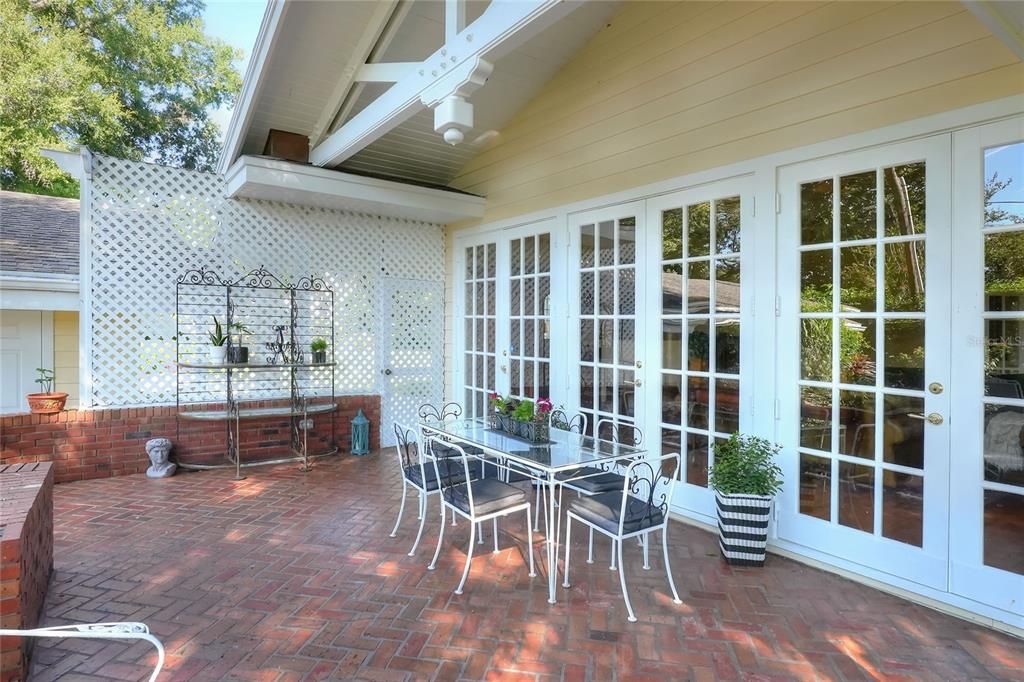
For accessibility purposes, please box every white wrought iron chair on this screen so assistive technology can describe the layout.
[426,438,536,595]
[389,422,473,556]
[562,452,683,622]
[556,418,644,567]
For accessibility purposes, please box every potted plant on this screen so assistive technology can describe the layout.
[310,337,328,364]
[487,392,516,430]
[208,316,227,364]
[709,433,783,567]
[26,368,68,414]
[227,321,252,364]
[511,398,552,442]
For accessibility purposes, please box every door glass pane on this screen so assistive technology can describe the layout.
[801,319,832,382]
[883,162,926,236]
[884,241,925,312]
[984,405,1024,486]
[840,318,876,386]
[580,320,594,362]
[984,231,1024,312]
[715,379,739,434]
[838,462,874,532]
[884,319,925,389]
[840,245,876,312]
[464,241,497,418]
[581,272,594,314]
[619,319,635,367]
[882,472,923,547]
[801,179,833,245]
[598,220,615,266]
[524,236,535,275]
[984,490,1024,575]
[663,209,682,259]
[619,217,636,265]
[800,387,832,452]
[840,171,877,242]
[687,377,709,430]
[663,265,682,314]
[800,454,831,520]
[662,374,682,424]
[801,249,832,312]
[686,432,709,486]
[663,321,681,370]
[687,202,710,257]
[716,319,740,375]
[882,394,924,468]
[715,258,740,313]
[618,269,636,315]
[838,390,874,460]
[688,319,710,372]
[715,197,741,254]
[581,225,594,267]
[687,261,711,313]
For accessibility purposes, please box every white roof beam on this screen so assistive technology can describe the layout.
[309,0,580,168]
[355,62,419,83]
[307,0,401,148]
[446,0,466,42]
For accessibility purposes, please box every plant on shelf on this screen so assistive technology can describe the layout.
[208,316,227,364]
[709,433,784,567]
[310,337,328,364]
[228,321,252,364]
[26,368,68,414]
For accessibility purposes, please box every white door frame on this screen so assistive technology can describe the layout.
[949,116,1024,620]
[775,135,952,590]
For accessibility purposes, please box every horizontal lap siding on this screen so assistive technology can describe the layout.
[53,311,79,409]
[447,1,1023,228]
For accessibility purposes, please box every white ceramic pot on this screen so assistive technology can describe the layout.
[715,491,773,567]
[209,345,227,364]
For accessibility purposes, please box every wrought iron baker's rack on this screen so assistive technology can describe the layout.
[175,267,337,479]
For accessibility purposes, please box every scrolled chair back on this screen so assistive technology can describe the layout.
[422,434,473,508]
[550,409,587,434]
[619,452,679,534]
[418,402,464,423]
[596,418,644,447]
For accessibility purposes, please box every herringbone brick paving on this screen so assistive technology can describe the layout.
[28,452,1024,681]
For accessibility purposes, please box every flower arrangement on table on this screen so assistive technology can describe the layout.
[487,393,553,442]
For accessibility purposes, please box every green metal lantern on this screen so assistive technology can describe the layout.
[351,409,370,456]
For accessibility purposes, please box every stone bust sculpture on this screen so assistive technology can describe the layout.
[145,438,176,478]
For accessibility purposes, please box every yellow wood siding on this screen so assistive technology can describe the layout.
[449,1,1023,228]
[53,311,79,408]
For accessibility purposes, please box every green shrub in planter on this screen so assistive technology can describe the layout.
[709,433,783,567]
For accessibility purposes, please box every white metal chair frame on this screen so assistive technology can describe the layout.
[556,418,644,568]
[0,623,165,682]
[562,452,683,622]
[425,437,536,595]
[390,422,460,557]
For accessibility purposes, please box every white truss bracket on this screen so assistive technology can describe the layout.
[310,0,578,167]
[355,62,419,84]
[446,0,466,42]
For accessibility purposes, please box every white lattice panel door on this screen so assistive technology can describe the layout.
[379,278,444,446]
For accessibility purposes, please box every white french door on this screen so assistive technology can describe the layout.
[645,179,754,519]
[568,203,647,439]
[776,136,952,589]
[949,117,1024,623]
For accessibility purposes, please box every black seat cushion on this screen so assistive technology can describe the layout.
[448,478,528,516]
[559,470,624,494]
[404,460,465,491]
[430,441,485,457]
[568,491,664,534]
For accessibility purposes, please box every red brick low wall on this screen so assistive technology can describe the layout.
[0,462,54,682]
[0,397,380,483]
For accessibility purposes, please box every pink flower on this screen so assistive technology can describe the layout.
[536,397,553,414]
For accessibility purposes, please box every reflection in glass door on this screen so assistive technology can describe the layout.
[574,204,644,438]
[777,137,951,589]
[950,118,1024,619]
[462,243,497,418]
[509,234,552,400]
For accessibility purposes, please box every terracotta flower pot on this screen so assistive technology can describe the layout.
[27,392,69,415]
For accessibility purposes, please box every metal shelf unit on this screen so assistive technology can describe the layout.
[175,267,337,479]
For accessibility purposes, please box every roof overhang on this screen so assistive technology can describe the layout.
[224,155,485,223]
[0,272,79,311]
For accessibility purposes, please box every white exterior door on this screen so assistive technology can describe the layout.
[645,178,754,519]
[379,278,444,445]
[776,136,952,589]
[949,117,1024,624]
[568,203,647,439]
[0,310,52,414]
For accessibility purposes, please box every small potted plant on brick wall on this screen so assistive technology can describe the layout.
[709,433,783,567]
[310,337,328,364]
[208,316,227,364]
[26,368,68,414]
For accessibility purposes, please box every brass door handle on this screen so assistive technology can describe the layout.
[927,413,943,425]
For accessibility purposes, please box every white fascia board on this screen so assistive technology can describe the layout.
[963,1,1024,61]
[215,0,289,175]
[310,0,579,168]
[0,272,79,311]
[224,155,485,223]
[39,149,84,180]
[355,62,419,83]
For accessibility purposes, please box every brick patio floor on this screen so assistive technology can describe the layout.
[28,452,1024,681]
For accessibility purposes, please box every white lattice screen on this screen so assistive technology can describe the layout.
[87,155,445,408]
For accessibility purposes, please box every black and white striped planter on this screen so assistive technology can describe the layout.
[715,491,773,567]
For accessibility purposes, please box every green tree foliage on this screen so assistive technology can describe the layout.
[0,0,242,197]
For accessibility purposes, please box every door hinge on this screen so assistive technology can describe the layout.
[751,195,755,217]
[774,398,781,421]
[775,295,781,317]
[775,192,781,214]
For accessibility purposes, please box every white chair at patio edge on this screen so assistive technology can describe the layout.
[426,438,536,595]
[562,452,683,622]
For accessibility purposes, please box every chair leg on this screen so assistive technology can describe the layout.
[416,490,423,520]
[642,533,650,570]
[533,485,542,532]
[610,539,617,571]
[389,479,408,538]
[525,508,536,577]
[409,490,429,557]
[662,526,682,604]
[492,517,499,554]
[455,520,477,595]
[562,516,573,588]
[587,527,594,564]
[428,502,446,570]
[617,536,637,622]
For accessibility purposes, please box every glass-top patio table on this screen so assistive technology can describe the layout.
[420,418,647,604]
